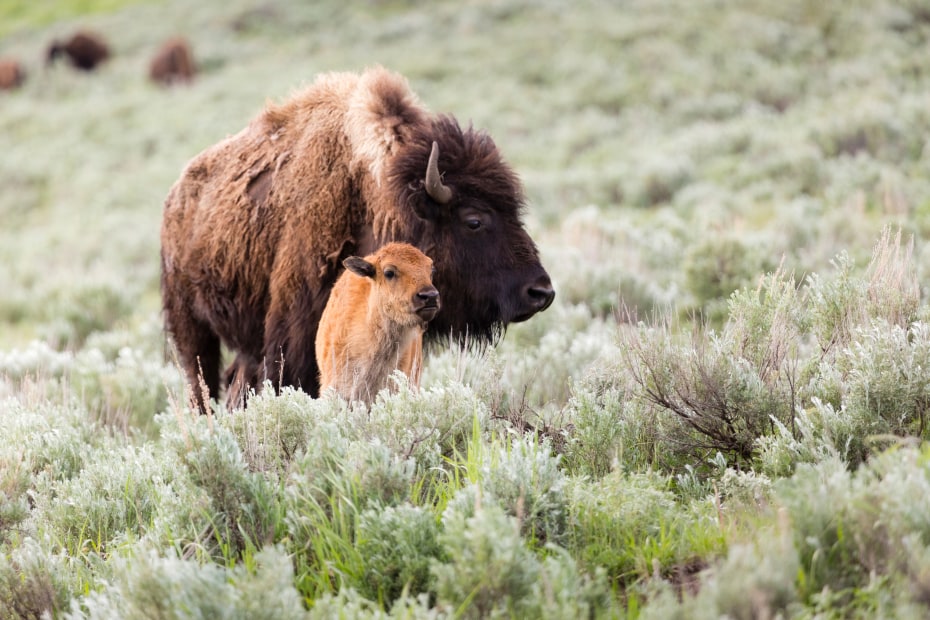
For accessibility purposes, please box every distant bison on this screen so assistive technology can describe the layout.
[0,58,25,90]
[316,242,439,404]
[149,37,195,86]
[160,66,555,412]
[47,31,110,71]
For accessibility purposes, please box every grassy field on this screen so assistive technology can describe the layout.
[4,0,930,617]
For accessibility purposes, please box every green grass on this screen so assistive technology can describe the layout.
[0,0,160,38]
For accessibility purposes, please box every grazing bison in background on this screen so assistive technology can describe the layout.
[316,242,440,405]
[47,31,110,71]
[149,37,196,86]
[160,66,555,412]
[0,58,25,90]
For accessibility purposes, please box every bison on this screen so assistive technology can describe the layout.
[160,66,555,412]
[316,242,439,404]
[149,37,196,86]
[0,58,25,90]
[46,31,110,71]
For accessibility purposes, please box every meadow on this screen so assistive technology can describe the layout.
[4,0,930,617]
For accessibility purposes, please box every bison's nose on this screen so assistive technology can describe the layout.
[415,287,440,322]
[526,277,555,313]
[512,276,555,323]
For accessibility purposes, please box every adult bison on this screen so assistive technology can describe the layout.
[149,37,196,86]
[46,31,110,71]
[0,58,25,90]
[161,66,555,412]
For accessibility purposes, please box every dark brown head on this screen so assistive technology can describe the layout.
[388,117,555,345]
[343,242,440,327]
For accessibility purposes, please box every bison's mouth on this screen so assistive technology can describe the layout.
[416,304,440,323]
[510,282,556,323]
[510,310,537,323]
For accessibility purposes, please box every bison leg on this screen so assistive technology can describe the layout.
[263,332,322,398]
[224,353,261,410]
[263,293,326,398]
[165,302,221,414]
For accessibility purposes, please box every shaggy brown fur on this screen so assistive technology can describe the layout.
[316,242,439,404]
[47,31,110,71]
[149,37,196,86]
[0,59,25,90]
[161,66,554,413]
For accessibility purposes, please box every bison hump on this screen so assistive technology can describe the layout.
[344,66,429,182]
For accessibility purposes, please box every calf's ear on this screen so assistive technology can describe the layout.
[343,257,376,279]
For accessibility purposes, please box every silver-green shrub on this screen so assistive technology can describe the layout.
[309,587,444,619]
[483,435,567,546]
[0,397,97,485]
[519,545,611,619]
[178,422,280,559]
[683,235,770,324]
[441,434,567,547]
[562,361,629,478]
[0,339,181,436]
[284,429,418,600]
[0,538,69,620]
[365,377,490,471]
[354,503,444,604]
[225,384,343,476]
[807,252,867,356]
[794,321,930,468]
[566,470,721,587]
[432,499,540,618]
[37,279,134,349]
[37,440,201,558]
[640,510,799,620]
[623,320,791,463]
[774,448,930,611]
[69,546,307,619]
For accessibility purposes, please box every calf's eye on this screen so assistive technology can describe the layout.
[384,268,396,280]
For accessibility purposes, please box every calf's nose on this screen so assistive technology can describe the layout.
[416,287,440,306]
[415,286,440,322]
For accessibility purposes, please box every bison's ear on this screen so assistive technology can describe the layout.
[344,257,376,279]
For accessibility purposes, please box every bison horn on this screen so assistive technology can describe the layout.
[425,141,452,204]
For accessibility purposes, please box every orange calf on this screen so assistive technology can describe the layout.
[316,243,440,404]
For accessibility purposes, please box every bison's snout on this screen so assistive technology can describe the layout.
[512,275,555,323]
[414,287,441,322]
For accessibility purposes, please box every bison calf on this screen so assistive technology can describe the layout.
[316,243,440,404]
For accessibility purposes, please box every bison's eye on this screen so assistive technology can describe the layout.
[465,218,482,231]
[384,268,396,280]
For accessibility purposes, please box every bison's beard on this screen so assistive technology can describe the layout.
[423,299,507,350]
